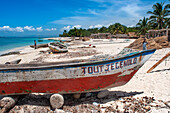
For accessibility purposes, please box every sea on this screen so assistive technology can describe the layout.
[0,37,55,55]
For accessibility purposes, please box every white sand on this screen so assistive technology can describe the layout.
[0,39,169,112]
[108,48,170,112]
[109,48,170,100]
[0,39,134,64]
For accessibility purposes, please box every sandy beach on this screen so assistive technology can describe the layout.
[109,48,170,112]
[0,38,169,112]
[1,0,169,112]
[0,39,134,64]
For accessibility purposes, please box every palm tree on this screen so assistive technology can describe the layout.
[136,17,149,35]
[108,23,127,34]
[147,2,170,29]
[99,26,108,33]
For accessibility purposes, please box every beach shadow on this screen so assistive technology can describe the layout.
[12,91,143,107]
[12,90,144,107]
[63,91,144,106]
[15,94,51,106]
[150,68,170,73]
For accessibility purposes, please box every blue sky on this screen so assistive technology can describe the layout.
[0,0,169,37]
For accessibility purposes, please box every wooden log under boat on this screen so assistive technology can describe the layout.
[30,44,48,48]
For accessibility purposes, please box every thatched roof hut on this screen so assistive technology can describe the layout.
[128,32,138,39]
[115,34,129,38]
[90,33,111,39]
[147,29,169,38]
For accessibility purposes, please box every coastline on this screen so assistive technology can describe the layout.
[0,38,134,64]
[0,37,55,55]
[0,45,31,56]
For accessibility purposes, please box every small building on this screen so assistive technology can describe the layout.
[128,32,139,39]
[147,29,170,38]
[90,33,133,39]
[90,33,111,39]
[115,34,129,38]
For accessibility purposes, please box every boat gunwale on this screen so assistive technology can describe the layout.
[0,49,156,71]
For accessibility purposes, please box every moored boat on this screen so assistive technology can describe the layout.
[48,41,68,53]
[0,49,156,95]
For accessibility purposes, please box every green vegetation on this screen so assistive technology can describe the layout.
[59,2,169,37]
[147,2,170,29]
[136,17,150,35]
[59,23,137,37]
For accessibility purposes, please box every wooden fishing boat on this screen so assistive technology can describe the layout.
[48,41,68,53]
[0,49,155,96]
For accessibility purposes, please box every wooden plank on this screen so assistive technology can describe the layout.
[147,52,170,73]
[30,44,48,48]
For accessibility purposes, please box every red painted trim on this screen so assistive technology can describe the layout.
[0,70,138,95]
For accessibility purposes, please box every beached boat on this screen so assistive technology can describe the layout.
[48,41,68,53]
[0,49,156,96]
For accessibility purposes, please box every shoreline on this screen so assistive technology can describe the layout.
[0,37,55,55]
[0,46,30,56]
[0,38,135,64]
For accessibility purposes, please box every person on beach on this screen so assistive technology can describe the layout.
[143,38,147,50]
[34,40,37,49]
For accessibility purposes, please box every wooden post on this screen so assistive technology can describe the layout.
[147,52,170,73]
[167,28,170,42]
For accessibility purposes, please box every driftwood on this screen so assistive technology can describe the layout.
[0,96,19,113]
[30,44,48,49]
[5,59,21,64]
[147,51,170,73]
[0,51,20,57]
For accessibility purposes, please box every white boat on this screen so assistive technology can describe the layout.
[48,41,68,53]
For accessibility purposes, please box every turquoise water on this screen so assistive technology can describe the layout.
[0,37,54,54]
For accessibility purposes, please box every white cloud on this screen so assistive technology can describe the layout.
[51,28,57,30]
[0,26,13,31]
[94,24,103,28]
[88,25,94,29]
[36,27,43,32]
[61,25,82,31]
[62,26,71,31]
[88,24,103,29]
[120,4,141,18]
[45,28,57,31]
[105,23,113,27]
[0,26,58,32]
[15,27,24,32]
[0,26,23,32]
[24,26,35,31]
[127,25,135,27]
[72,25,82,29]
[88,9,99,15]
[51,0,155,28]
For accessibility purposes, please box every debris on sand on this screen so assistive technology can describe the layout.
[63,95,170,113]
[31,48,98,63]
[2,92,170,113]
[0,51,20,57]
[126,36,170,50]
[82,37,90,41]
